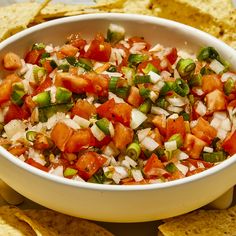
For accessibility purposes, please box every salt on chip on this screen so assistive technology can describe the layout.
[0,0,51,42]
[24,209,114,236]
[0,205,55,236]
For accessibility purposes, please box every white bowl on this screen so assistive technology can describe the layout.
[0,13,236,223]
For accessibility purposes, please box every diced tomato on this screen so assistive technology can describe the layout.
[26,158,49,172]
[59,44,78,57]
[222,130,236,156]
[70,38,87,51]
[58,73,91,94]
[94,135,112,148]
[83,72,109,97]
[8,145,27,156]
[84,39,111,62]
[34,76,52,95]
[96,98,115,120]
[166,48,178,65]
[71,100,96,120]
[152,115,167,136]
[75,151,106,180]
[205,89,227,114]
[183,133,207,159]
[113,122,133,150]
[202,74,223,93]
[143,153,164,177]
[25,49,44,65]
[128,36,151,50]
[51,122,73,152]
[166,116,186,140]
[184,158,214,169]
[152,128,163,146]
[137,59,162,73]
[111,103,132,127]
[65,128,96,153]
[4,103,28,123]
[126,86,143,107]
[186,168,205,176]
[42,60,54,74]
[191,117,217,144]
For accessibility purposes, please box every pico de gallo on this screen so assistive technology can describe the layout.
[1,24,236,185]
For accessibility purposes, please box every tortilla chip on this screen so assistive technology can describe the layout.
[0,0,51,42]
[0,205,56,236]
[158,205,236,236]
[24,209,114,236]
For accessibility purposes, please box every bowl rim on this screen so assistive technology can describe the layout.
[0,13,236,191]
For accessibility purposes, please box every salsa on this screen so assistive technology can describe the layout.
[1,24,236,185]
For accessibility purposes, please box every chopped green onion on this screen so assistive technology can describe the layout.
[50,60,57,69]
[128,54,149,66]
[165,162,177,173]
[155,146,165,158]
[142,63,159,74]
[32,91,51,107]
[76,58,92,71]
[155,97,169,109]
[159,81,174,96]
[88,169,106,184]
[168,133,183,148]
[211,137,221,150]
[107,65,117,72]
[180,111,190,121]
[115,86,130,99]
[38,103,73,122]
[134,75,151,84]
[107,23,125,44]
[173,78,190,97]
[96,118,110,135]
[64,167,78,177]
[41,52,50,59]
[32,42,45,50]
[126,142,141,160]
[11,83,25,106]
[176,58,196,78]
[33,66,46,83]
[224,78,235,95]
[139,88,150,98]
[200,66,214,75]
[56,87,72,104]
[66,56,76,66]
[57,64,70,72]
[202,151,227,163]
[189,74,202,87]
[26,131,37,142]
[139,99,152,114]
[121,66,135,85]
[109,76,119,92]
[188,94,195,105]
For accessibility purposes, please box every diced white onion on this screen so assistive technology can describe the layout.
[173,69,181,79]
[151,106,170,116]
[50,166,64,177]
[149,43,164,52]
[220,118,231,131]
[131,169,144,182]
[130,109,147,129]
[189,164,196,171]
[160,71,171,79]
[195,101,207,116]
[194,88,204,96]
[90,124,106,141]
[141,136,159,151]
[109,122,115,137]
[175,150,189,160]
[130,42,146,54]
[210,117,221,129]
[209,59,225,74]
[103,142,119,157]
[197,162,205,169]
[203,146,214,153]
[175,163,188,176]
[63,118,80,130]
[149,91,158,102]
[4,120,26,139]
[168,113,179,120]
[125,155,137,168]
[137,128,151,142]
[148,71,161,83]
[166,96,187,107]
[108,92,125,103]
[164,140,177,151]
[167,105,183,113]
[28,148,46,166]
[190,120,198,128]
[153,81,165,92]
[221,72,236,82]
[46,112,67,130]
[45,44,54,53]
[73,115,90,128]
[213,112,227,120]
[217,129,228,140]
[102,71,123,77]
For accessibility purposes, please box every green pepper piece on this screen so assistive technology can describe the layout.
[56,87,72,104]
[168,133,183,148]
[189,74,202,87]
[126,142,141,160]
[128,54,149,66]
[38,103,73,122]
[32,91,51,107]
[176,58,196,78]
[173,78,190,97]
[66,56,77,66]
[134,75,151,84]
[41,52,50,59]
[64,167,78,177]
[107,24,125,44]
[96,118,110,135]
[11,82,25,106]
[139,99,152,114]
[115,86,130,99]
[155,97,169,109]
[159,81,174,96]
[139,87,150,98]
[202,151,227,163]
[224,78,235,96]
[165,162,178,173]
[26,131,37,142]
[32,42,45,50]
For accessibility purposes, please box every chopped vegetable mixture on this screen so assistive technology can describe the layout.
[1,24,236,185]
